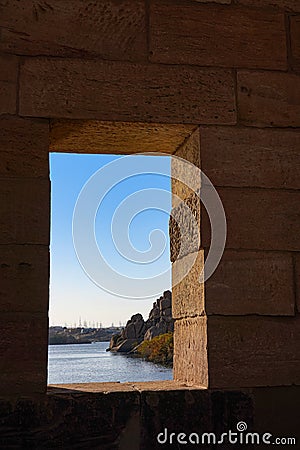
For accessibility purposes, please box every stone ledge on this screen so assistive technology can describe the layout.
[50,119,196,155]
[1,387,299,449]
[48,380,205,394]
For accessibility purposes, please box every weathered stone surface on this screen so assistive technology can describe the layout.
[0,386,256,449]
[207,315,300,388]
[0,0,147,62]
[149,304,160,320]
[50,119,195,155]
[253,386,300,438]
[160,296,171,311]
[237,70,300,127]
[295,254,300,313]
[48,380,200,393]
[0,390,141,447]
[290,15,300,71]
[0,117,49,177]
[172,128,201,207]
[0,370,46,397]
[200,126,300,189]
[172,251,204,319]
[201,187,300,251]
[143,326,158,341]
[109,291,173,351]
[123,314,144,341]
[170,191,200,262]
[0,55,18,115]
[0,178,50,245]
[143,320,170,341]
[1,386,300,447]
[19,58,236,124]
[0,312,47,394]
[125,322,137,340]
[143,291,174,340]
[205,250,295,315]
[174,317,208,387]
[237,0,300,11]
[111,339,139,353]
[210,390,254,437]
[141,389,211,449]
[192,0,231,3]
[162,307,172,317]
[0,244,49,313]
[150,1,287,69]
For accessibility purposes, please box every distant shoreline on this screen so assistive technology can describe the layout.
[48,326,121,346]
[48,341,110,346]
[48,341,92,345]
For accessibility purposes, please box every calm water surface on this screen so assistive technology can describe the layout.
[48,341,172,384]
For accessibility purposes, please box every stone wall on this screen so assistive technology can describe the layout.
[0,0,299,446]
[0,384,299,449]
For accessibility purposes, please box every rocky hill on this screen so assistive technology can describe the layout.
[108,290,173,353]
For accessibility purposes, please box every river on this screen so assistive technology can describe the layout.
[48,341,173,384]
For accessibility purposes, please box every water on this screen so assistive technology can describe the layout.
[48,342,173,384]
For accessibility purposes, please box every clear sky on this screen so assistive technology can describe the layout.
[49,153,171,327]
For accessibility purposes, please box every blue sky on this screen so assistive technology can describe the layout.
[49,153,171,327]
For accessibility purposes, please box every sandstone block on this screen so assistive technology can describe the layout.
[0,55,18,115]
[236,0,300,11]
[50,120,195,155]
[172,128,201,207]
[192,0,231,3]
[0,391,141,446]
[0,313,48,395]
[201,187,300,251]
[172,251,205,319]
[0,117,49,177]
[0,372,46,396]
[170,191,200,262]
[207,315,300,388]
[253,387,300,438]
[295,254,300,312]
[150,1,287,69]
[19,58,236,124]
[0,178,50,245]
[200,126,300,189]
[141,389,212,450]
[0,244,49,313]
[0,0,146,62]
[238,71,300,127]
[205,250,295,315]
[290,15,300,71]
[174,316,208,387]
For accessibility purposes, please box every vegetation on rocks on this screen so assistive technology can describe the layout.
[108,290,173,353]
[136,332,173,367]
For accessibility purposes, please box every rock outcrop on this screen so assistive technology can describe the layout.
[108,291,173,352]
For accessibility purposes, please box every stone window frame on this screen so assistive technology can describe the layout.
[48,119,205,391]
